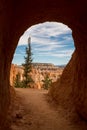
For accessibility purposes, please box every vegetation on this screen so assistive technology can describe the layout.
[14,37,34,88]
[22,37,34,88]
[14,72,22,88]
[42,75,52,90]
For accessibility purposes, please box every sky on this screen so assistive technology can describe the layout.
[12,22,75,66]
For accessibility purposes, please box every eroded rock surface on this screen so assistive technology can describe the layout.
[10,64,63,89]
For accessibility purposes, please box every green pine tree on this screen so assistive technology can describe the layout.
[22,37,34,88]
[42,75,52,90]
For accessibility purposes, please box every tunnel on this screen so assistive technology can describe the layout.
[0,0,87,129]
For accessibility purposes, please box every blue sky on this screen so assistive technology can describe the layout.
[12,22,75,65]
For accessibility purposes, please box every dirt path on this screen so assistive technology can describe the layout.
[11,88,87,130]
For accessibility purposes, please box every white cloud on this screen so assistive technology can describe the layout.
[34,49,74,58]
[14,22,74,65]
[18,22,72,46]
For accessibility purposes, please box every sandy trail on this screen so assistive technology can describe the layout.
[11,88,87,130]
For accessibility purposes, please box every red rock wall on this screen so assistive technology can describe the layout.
[49,52,75,110]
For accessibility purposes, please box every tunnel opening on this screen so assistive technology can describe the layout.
[9,22,77,129]
[11,21,75,89]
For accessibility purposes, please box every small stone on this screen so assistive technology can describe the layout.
[16,113,23,119]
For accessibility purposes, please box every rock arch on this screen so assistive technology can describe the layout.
[0,0,87,128]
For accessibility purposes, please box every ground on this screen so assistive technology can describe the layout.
[10,88,87,130]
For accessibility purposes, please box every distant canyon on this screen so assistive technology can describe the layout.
[10,63,64,89]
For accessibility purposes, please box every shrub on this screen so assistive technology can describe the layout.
[42,75,52,90]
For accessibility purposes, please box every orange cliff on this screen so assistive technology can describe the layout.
[10,64,24,86]
[10,63,64,89]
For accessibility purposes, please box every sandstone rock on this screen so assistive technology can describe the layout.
[10,64,24,86]
[10,63,63,89]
